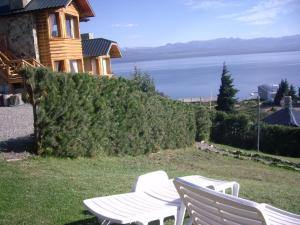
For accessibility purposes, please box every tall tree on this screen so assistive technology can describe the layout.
[288,85,297,100]
[298,87,300,98]
[216,62,238,112]
[274,79,289,105]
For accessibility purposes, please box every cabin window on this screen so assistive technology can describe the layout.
[54,61,64,72]
[65,15,78,38]
[49,13,60,37]
[69,60,79,73]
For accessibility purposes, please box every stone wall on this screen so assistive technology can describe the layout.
[0,14,40,60]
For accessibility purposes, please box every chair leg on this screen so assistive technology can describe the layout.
[175,202,186,225]
[233,183,240,197]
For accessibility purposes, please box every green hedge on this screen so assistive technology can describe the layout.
[210,111,300,157]
[211,111,255,149]
[260,125,300,157]
[194,105,212,141]
[22,68,196,157]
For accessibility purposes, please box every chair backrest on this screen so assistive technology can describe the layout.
[132,170,169,192]
[174,178,267,225]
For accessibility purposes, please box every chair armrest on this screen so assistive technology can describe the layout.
[260,203,300,224]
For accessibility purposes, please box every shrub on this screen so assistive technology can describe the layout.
[195,105,212,141]
[21,68,196,157]
[260,124,300,157]
[210,111,300,157]
[211,111,255,149]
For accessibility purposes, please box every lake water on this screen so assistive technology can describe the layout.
[112,51,300,99]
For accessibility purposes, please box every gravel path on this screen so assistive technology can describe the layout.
[0,104,34,152]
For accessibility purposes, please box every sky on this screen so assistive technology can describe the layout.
[80,0,300,48]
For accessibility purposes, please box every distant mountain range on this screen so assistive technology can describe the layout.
[115,35,300,63]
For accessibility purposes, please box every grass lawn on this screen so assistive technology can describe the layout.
[0,147,300,225]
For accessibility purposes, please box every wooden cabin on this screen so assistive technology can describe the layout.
[82,33,122,78]
[0,0,121,93]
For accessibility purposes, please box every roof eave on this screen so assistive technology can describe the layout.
[108,43,122,58]
[0,5,64,17]
[71,0,95,19]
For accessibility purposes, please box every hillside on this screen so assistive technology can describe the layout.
[116,35,300,63]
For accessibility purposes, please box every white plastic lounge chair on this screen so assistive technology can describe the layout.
[174,177,300,225]
[83,171,239,225]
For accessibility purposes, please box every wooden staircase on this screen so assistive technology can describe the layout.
[0,49,44,84]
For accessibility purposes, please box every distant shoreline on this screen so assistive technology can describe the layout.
[114,49,300,64]
[114,35,300,64]
[112,51,300,100]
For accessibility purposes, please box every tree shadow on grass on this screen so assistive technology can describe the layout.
[64,217,99,225]
[64,211,100,225]
[64,218,161,225]
[64,211,174,225]
[0,135,34,153]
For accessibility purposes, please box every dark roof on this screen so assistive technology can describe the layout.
[82,38,116,57]
[0,0,94,18]
[0,0,69,16]
[263,107,300,127]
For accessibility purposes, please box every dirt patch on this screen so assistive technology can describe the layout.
[0,151,32,162]
[197,142,300,171]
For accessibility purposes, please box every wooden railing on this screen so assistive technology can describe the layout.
[25,58,45,68]
[0,51,11,63]
[1,49,15,60]
[9,59,38,70]
[0,50,45,83]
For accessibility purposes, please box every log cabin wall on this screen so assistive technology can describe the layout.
[84,56,114,77]
[83,57,101,76]
[36,3,84,73]
[36,11,51,67]
[83,58,92,73]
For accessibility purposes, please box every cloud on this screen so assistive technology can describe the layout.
[112,23,139,28]
[182,0,227,9]
[226,0,299,25]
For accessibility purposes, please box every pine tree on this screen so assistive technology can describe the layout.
[288,85,297,100]
[274,79,289,105]
[216,62,238,112]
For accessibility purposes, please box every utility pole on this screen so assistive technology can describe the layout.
[251,92,261,152]
[257,95,260,152]
[209,91,212,110]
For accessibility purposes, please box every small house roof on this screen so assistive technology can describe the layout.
[0,0,95,18]
[263,107,300,127]
[258,84,278,92]
[82,38,122,58]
